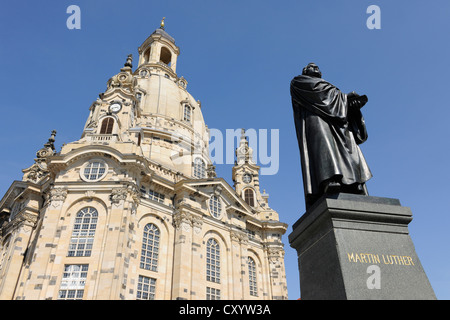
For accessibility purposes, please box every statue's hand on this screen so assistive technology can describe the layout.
[349,99,363,109]
[347,92,367,109]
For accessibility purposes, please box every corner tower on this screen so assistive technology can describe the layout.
[232,129,280,222]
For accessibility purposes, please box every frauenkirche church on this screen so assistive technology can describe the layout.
[0,21,288,300]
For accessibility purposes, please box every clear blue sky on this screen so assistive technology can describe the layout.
[1,0,450,300]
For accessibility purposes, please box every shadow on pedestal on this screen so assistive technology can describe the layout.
[288,193,436,300]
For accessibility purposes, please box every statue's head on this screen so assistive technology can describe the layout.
[302,63,322,78]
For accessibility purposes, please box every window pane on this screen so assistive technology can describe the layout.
[100,117,114,134]
[68,207,98,257]
[206,287,221,300]
[136,275,156,300]
[193,158,205,178]
[140,224,160,272]
[58,264,88,300]
[244,189,255,207]
[209,195,222,218]
[184,105,191,122]
[83,162,107,181]
[206,239,220,283]
[248,257,258,296]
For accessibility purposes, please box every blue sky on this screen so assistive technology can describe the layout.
[1,0,450,300]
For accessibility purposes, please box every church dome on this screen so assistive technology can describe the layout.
[131,23,211,178]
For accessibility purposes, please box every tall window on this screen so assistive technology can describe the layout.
[100,117,114,134]
[209,195,222,218]
[193,158,206,178]
[206,238,220,283]
[248,257,258,296]
[58,264,89,300]
[244,189,255,207]
[68,207,98,257]
[183,105,192,122]
[140,223,160,272]
[136,275,156,300]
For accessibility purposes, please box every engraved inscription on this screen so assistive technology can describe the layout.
[347,252,415,266]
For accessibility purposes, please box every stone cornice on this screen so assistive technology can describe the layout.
[135,62,177,79]
[47,145,149,173]
[1,208,39,237]
[0,180,42,211]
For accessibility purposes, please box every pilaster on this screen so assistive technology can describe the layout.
[172,210,193,299]
[0,210,38,299]
[95,186,137,299]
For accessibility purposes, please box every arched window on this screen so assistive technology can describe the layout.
[100,117,114,134]
[183,105,192,122]
[248,257,258,296]
[68,207,98,257]
[244,189,255,207]
[160,47,172,65]
[193,158,206,179]
[140,223,160,272]
[209,195,222,218]
[206,238,220,283]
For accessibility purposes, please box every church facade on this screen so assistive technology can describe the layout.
[0,23,288,300]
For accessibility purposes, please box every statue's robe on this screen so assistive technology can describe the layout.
[290,75,372,205]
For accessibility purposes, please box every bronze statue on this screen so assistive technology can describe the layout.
[290,63,372,208]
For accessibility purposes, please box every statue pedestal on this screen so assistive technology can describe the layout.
[288,193,436,300]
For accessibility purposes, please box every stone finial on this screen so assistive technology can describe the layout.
[124,54,133,68]
[44,130,57,151]
[22,130,58,183]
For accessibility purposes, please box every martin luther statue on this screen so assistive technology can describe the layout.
[290,63,372,208]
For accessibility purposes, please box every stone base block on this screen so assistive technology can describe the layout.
[288,193,436,300]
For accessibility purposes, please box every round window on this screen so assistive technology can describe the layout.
[81,161,108,182]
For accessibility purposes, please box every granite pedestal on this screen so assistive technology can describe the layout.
[288,193,436,300]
